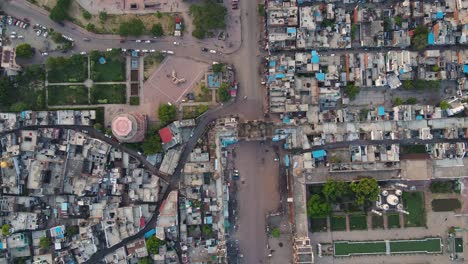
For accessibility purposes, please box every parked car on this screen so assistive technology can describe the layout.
[17,35,24,39]
[36,30,41,36]
[42,31,48,38]
[10,35,16,39]
[41,52,48,56]
[106,48,112,51]
[142,49,148,53]
[173,41,180,45]
[83,38,90,42]
[120,39,125,43]
[145,40,151,43]
[80,51,87,55]
[209,49,217,54]
[11,31,16,35]
[149,49,155,53]
[201,47,208,52]
[167,50,174,55]
[135,39,142,43]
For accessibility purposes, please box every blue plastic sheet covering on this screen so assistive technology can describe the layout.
[145,229,156,238]
[315,72,325,81]
[222,139,238,147]
[428,32,435,45]
[378,106,385,116]
[464,65,468,73]
[269,60,276,67]
[285,155,290,167]
[312,149,326,159]
[311,50,319,63]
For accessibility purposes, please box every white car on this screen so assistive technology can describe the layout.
[41,52,48,56]
[43,31,48,38]
[80,51,87,55]
[106,48,112,51]
[209,50,217,54]
[11,31,16,35]
[10,35,16,39]
[142,49,148,53]
[149,49,155,53]
[161,50,167,54]
[145,40,151,43]
[173,41,179,45]
[135,39,142,43]
[167,50,174,55]
[121,48,127,52]
[18,35,24,39]
[135,49,141,52]
[36,30,42,36]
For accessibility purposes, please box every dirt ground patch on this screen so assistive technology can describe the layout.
[192,83,212,103]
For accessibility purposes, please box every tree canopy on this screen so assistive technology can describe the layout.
[344,83,360,100]
[307,194,331,217]
[1,224,10,236]
[189,0,227,39]
[119,18,145,36]
[146,236,165,255]
[151,23,164,36]
[212,63,225,73]
[322,179,350,202]
[16,43,33,58]
[349,178,380,206]
[217,82,231,102]
[439,100,450,110]
[49,0,71,22]
[411,25,428,51]
[142,134,162,155]
[39,237,51,249]
[158,104,177,126]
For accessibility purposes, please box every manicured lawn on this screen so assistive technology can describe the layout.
[331,216,347,231]
[455,237,463,253]
[90,84,126,104]
[90,50,125,82]
[349,214,367,230]
[47,85,89,105]
[334,241,386,256]
[387,214,401,229]
[431,199,461,212]
[390,238,441,254]
[46,55,87,83]
[403,192,426,227]
[372,215,384,229]
[310,217,328,232]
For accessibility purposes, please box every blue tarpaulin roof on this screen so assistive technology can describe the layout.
[428,32,435,45]
[312,150,326,158]
[269,60,276,67]
[436,12,444,19]
[416,115,423,120]
[285,155,290,167]
[316,72,325,81]
[287,27,296,34]
[311,50,319,63]
[378,106,385,116]
[131,51,138,57]
[463,65,468,73]
[275,73,286,79]
[283,117,290,123]
[222,139,238,147]
[145,229,156,238]
[399,68,404,74]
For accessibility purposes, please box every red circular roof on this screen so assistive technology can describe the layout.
[112,116,133,137]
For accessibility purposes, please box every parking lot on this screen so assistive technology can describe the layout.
[1,15,57,54]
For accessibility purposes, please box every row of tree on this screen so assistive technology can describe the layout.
[307,178,380,217]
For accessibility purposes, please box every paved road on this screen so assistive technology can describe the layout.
[0,0,238,64]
